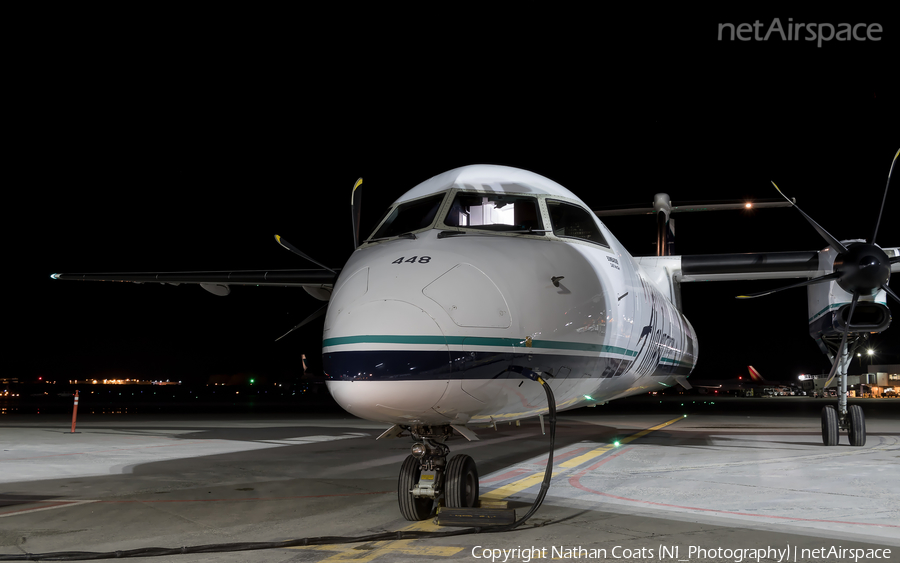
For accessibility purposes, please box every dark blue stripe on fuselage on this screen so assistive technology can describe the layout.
[323,350,691,381]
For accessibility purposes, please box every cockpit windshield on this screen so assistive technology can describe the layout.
[444,193,543,232]
[370,193,445,240]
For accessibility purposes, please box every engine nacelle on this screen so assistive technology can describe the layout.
[808,282,891,353]
[807,243,892,353]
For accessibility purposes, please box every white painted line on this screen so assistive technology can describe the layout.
[0,500,98,518]
[258,433,369,445]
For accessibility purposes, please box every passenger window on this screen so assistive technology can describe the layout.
[547,200,608,246]
[370,193,445,239]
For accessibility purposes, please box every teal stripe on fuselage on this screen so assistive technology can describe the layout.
[322,335,638,357]
[809,302,846,323]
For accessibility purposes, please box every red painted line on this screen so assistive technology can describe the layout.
[582,447,633,472]
[533,446,594,466]
[568,458,899,529]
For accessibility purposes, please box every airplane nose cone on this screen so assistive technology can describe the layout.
[324,299,452,423]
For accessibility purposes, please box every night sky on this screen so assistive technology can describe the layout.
[16,10,898,390]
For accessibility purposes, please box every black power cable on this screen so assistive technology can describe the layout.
[1,374,556,561]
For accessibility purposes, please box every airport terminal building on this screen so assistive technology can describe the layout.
[806,364,900,397]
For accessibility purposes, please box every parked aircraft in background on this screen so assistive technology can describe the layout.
[684,366,763,396]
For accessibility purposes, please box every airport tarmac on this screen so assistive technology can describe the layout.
[1,398,898,562]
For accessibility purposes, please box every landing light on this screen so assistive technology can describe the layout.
[745,203,753,209]
[411,443,427,458]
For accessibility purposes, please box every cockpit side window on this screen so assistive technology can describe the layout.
[370,193,445,240]
[444,193,543,232]
[547,200,609,246]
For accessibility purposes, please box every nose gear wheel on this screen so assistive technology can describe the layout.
[445,454,479,509]
[398,455,434,521]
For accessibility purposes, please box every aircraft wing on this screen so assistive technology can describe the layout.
[637,247,899,283]
[678,251,822,282]
[51,269,339,298]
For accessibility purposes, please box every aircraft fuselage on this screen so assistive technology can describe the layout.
[323,166,699,426]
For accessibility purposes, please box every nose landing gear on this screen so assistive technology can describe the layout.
[397,425,480,521]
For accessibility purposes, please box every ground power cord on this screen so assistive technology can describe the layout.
[1,373,556,561]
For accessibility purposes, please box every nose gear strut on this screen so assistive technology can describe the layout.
[397,368,556,528]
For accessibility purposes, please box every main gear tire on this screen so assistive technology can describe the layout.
[848,404,866,446]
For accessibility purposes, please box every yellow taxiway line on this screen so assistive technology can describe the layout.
[291,415,684,561]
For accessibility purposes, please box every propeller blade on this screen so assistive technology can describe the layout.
[351,177,363,249]
[772,182,849,254]
[891,256,900,264]
[822,291,860,389]
[881,283,900,305]
[275,235,336,274]
[735,272,842,299]
[870,148,898,245]
[275,304,328,342]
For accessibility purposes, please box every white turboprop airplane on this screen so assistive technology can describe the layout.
[53,157,899,521]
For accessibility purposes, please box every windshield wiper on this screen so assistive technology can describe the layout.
[438,228,549,239]
[367,232,418,243]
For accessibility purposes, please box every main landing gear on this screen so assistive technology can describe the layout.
[821,404,866,447]
[820,335,866,447]
[397,425,479,521]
